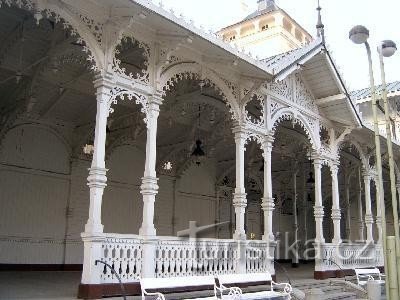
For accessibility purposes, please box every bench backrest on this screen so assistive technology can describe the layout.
[355,268,380,276]
[141,275,216,291]
[218,273,272,286]
[355,268,381,284]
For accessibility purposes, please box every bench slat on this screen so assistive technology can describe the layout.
[218,273,272,285]
[141,276,215,289]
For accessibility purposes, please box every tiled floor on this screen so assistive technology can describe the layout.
[0,263,316,299]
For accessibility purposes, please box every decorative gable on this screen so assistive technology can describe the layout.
[268,74,318,113]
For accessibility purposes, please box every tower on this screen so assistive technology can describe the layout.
[217,0,313,58]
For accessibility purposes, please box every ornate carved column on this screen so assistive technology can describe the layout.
[84,74,111,234]
[262,136,275,242]
[232,126,247,240]
[363,172,374,243]
[81,73,112,285]
[358,168,365,241]
[313,156,325,243]
[292,163,299,266]
[330,163,342,244]
[139,93,163,279]
[139,94,163,237]
[344,174,352,241]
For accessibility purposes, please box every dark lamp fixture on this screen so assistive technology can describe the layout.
[307,193,312,202]
[191,139,205,165]
[306,172,315,189]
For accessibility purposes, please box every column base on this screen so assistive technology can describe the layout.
[262,234,275,242]
[84,222,104,234]
[139,226,157,237]
[233,231,247,241]
[332,238,342,244]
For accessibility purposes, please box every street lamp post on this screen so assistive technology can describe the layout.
[377,40,400,294]
[348,25,393,299]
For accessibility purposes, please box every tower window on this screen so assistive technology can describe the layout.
[229,35,236,41]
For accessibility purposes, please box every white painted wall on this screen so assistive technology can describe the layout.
[0,130,222,264]
[0,125,71,264]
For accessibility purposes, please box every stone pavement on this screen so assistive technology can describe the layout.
[0,263,316,299]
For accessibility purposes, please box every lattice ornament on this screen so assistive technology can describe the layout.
[267,78,293,101]
[245,93,265,127]
[112,35,150,84]
[108,87,149,124]
[294,74,318,113]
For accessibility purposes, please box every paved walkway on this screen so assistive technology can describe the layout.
[0,263,316,299]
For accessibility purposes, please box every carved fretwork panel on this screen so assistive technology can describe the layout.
[267,74,318,114]
[293,74,318,113]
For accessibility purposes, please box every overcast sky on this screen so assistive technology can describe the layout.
[161,0,400,91]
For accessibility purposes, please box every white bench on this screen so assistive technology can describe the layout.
[217,273,292,299]
[354,268,385,286]
[140,275,235,300]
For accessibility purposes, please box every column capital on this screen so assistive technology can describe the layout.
[93,71,115,90]
[329,163,339,176]
[232,126,247,141]
[313,159,323,170]
[148,93,163,107]
[262,134,275,146]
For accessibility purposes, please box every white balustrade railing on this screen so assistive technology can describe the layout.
[317,242,382,272]
[340,244,375,269]
[100,234,142,283]
[246,240,276,274]
[92,234,276,282]
[155,237,238,278]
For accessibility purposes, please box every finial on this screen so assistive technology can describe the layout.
[316,0,325,43]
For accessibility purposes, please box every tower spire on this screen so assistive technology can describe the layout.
[316,0,325,43]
